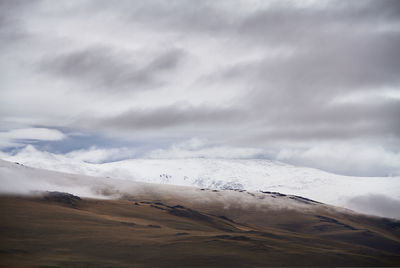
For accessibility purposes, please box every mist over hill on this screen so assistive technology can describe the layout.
[1,157,399,219]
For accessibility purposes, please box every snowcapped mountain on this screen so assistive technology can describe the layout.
[88,159,400,216]
[2,152,400,219]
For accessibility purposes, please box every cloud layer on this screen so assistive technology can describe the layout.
[0,0,399,176]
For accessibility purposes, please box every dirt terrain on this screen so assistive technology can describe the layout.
[1,190,400,267]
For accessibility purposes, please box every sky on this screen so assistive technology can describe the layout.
[1,0,400,176]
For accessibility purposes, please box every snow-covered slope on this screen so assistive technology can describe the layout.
[2,154,400,218]
[0,159,335,213]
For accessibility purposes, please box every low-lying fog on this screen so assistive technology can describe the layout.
[0,159,319,212]
[1,159,399,219]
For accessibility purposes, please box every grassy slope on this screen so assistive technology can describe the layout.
[0,193,400,267]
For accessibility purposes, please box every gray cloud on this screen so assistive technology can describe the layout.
[91,0,236,34]
[0,0,38,48]
[249,99,400,141]
[222,33,400,93]
[238,1,400,46]
[1,0,400,176]
[84,104,246,130]
[39,46,186,92]
[195,1,400,144]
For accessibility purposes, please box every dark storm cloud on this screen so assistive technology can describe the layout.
[85,105,246,130]
[39,46,186,92]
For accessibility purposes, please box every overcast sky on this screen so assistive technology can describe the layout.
[1,0,400,176]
